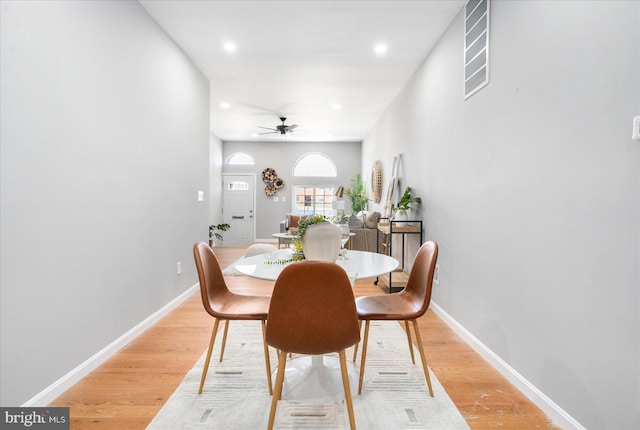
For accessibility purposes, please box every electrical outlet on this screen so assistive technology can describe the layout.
[176,261,182,276]
[433,263,440,285]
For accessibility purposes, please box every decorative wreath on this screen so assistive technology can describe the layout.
[262,167,277,183]
[265,183,277,196]
[371,160,383,203]
[273,178,285,189]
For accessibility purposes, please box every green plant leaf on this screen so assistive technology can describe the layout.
[209,223,231,240]
[344,173,368,213]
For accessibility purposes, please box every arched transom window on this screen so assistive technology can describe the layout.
[292,152,337,177]
[226,152,255,165]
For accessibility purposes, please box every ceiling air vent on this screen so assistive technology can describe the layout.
[464,0,490,99]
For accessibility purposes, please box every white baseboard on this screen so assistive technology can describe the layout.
[430,302,586,430]
[23,284,199,407]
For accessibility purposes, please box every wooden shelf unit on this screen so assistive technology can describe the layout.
[376,218,423,293]
[377,269,409,290]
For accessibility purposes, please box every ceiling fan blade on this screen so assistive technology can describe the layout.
[258,131,278,135]
[257,126,277,131]
[287,124,299,130]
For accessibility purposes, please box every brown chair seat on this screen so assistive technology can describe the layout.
[211,294,270,320]
[355,294,423,320]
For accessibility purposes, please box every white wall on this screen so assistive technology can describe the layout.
[209,133,224,242]
[0,0,210,406]
[363,1,639,429]
[223,141,361,240]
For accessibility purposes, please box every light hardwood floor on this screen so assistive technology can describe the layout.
[50,246,559,429]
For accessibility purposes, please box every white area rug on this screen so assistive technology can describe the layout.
[221,258,244,275]
[147,320,470,429]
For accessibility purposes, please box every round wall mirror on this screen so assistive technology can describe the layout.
[371,160,383,203]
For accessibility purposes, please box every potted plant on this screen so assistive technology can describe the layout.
[209,223,231,247]
[344,173,369,214]
[392,187,422,224]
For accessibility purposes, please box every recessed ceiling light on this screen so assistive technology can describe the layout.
[223,41,236,52]
[374,43,387,55]
[219,102,230,109]
[329,103,342,110]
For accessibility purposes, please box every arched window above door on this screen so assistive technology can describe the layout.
[226,152,255,165]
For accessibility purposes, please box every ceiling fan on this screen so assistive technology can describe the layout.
[258,117,298,135]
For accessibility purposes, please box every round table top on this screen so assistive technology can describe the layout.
[272,232,355,239]
[272,232,295,239]
[235,249,398,281]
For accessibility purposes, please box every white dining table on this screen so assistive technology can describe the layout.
[235,248,398,281]
[234,249,399,403]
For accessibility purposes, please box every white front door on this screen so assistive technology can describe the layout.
[222,174,255,247]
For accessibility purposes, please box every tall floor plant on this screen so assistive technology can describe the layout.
[344,173,368,214]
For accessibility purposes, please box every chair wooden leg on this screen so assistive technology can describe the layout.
[275,348,289,394]
[357,320,371,395]
[404,320,415,364]
[261,320,273,395]
[339,350,357,430]
[219,320,229,362]
[199,318,220,394]
[411,319,434,397]
[352,320,363,362]
[268,350,288,430]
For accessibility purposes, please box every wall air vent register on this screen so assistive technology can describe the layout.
[464,0,490,99]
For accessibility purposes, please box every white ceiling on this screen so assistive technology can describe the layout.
[139,0,465,142]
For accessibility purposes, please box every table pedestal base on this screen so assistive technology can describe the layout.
[277,355,359,404]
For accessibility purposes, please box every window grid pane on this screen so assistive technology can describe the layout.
[293,186,336,216]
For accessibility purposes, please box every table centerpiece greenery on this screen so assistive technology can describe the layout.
[292,214,328,256]
[266,214,345,264]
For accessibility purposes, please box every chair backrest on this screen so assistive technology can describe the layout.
[266,261,360,355]
[402,241,439,317]
[193,241,232,317]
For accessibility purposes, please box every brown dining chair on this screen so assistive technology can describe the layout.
[192,242,272,395]
[266,261,360,430]
[354,241,438,397]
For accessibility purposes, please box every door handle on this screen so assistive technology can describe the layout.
[232,215,245,219]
